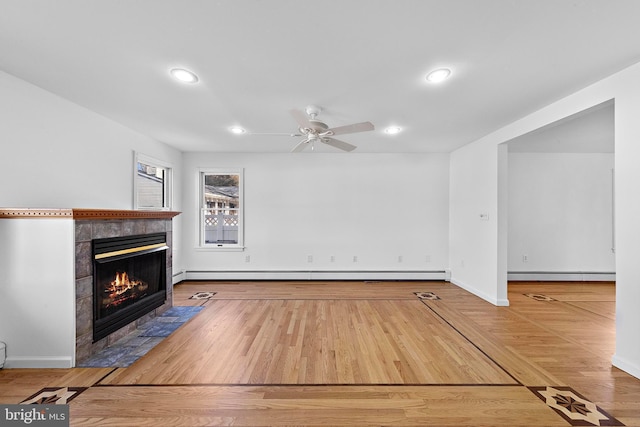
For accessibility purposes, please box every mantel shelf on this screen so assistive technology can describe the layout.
[0,208,181,220]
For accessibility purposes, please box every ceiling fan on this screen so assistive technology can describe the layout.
[254,105,374,152]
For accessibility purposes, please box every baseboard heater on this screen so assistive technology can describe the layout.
[184,270,446,281]
[508,271,615,282]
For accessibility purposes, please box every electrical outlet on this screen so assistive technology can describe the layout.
[353,255,358,263]
[398,255,403,263]
[330,255,335,262]
[245,255,251,263]
[425,255,431,263]
[522,254,528,263]
[307,255,313,263]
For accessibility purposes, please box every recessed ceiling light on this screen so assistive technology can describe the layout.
[169,68,199,84]
[384,126,402,135]
[229,126,246,134]
[426,68,451,83]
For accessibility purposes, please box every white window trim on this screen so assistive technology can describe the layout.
[133,152,173,211]
[197,167,244,251]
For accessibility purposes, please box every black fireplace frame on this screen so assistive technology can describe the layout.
[92,233,167,342]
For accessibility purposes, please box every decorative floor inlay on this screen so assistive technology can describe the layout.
[524,293,556,301]
[529,386,624,426]
[21,387,87,405]
[414,291,440,300]
[189,291,217,300]
[78,306,204,368]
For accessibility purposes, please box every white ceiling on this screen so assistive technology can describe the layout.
[508,100,614,153]
[0,0,638,153]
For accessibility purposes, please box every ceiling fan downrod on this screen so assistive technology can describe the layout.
[305,105,322,120]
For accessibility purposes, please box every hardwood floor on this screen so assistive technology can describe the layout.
[101,298,515,385]
[1,280,639,426]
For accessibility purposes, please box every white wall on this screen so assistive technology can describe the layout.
[449,60,640,379]
[612,67,640,379]
[449,138,506,304]
[0,70,184,278]
[508,153,615,275]
[0,219,75,367]
[0,71,182,210]
[0,71,185,366]
[181,152,449,279]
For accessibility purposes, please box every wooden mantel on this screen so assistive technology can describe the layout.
[0,208,180,220]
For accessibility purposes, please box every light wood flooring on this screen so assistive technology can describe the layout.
[1,280,639,426]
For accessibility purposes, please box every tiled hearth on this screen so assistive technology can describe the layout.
[77,306,203,367]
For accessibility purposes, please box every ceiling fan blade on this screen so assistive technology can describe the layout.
[291,139,310,153]
[326,121,374,136]
[290,109,312,129]
[322,137,357,152]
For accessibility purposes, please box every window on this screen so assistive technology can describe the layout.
[200,169,243,249]
[134,153,172,210]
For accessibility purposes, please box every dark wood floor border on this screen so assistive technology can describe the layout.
[198,297,420,301]
[93,368,119,386]
[94,382,525,388]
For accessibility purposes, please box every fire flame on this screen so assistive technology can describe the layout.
[103,271,148,308]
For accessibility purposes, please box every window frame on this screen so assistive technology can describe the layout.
[133,152,173,211]
[198,167,244,251]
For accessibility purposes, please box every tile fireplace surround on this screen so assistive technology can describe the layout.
[0,208,180,367]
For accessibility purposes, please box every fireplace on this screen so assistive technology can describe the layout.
[92,233,168,342]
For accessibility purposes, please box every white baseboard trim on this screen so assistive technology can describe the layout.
[450,277,510,307]
[508,271,615,281]
[612,354,640,380]
[184,270,446,281]
[172,270,186,285]
[4,356,73,369]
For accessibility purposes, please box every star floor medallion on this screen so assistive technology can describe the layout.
[189,291,217,300]
[524,293,556,301]
[414,292,441,300]
[529,386,623,426]
[21,387,87,405]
